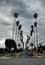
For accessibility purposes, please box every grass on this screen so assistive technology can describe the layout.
[0,51,22,58]
[0,52,20,58]
[5,54,16,58]
[0,54,7,57]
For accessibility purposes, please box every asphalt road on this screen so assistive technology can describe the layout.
[0,51,45,65]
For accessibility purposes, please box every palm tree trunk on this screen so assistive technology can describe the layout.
[12,18,16,40]
[36,26,38,49]
[34,26,35,47]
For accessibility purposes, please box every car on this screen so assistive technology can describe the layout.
[27,51,33,56]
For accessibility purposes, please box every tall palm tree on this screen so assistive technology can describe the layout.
[25,35,30,49]
[34,22,37,28]
[20,30,23,37]
[33,13,38,18]
[16,21,19,36]
[16,21,19,37]
[16,21,19,44]
[18,24,22,48]
[14,13,19,18]
[22,42,24,49]
[30,30,33,36]
[27,35,30,41]
[26,38,29,43]
[30,25,34,51]
[12,13,19,40]
[34,22,38,47]
[31,25,34,32]
[30,43,34,50]
[18,44,20,46]
[20,30,24,49]
[25,39,29,50]
[18,24,22,30]
[16,21,19,26]
[30,25,34,37]
[18,44,21,48]
[33,13,38,51]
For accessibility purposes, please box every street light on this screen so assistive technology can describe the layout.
[33,13,38,49]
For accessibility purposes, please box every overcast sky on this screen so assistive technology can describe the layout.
[0,0,45,45]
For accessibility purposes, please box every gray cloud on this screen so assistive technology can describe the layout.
[0,24,11,38]
[0,0,32,19]
[40,0,45,6]
[0,19,11,26]
[0,0,45,44]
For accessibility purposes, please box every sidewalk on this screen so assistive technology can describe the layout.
[0,56,10,59]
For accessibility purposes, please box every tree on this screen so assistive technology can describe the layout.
[31,25,34,33]
[5,39,17,55]
[30,30,33,36]
[30,43,34,50]
[12,13,19,39]
[16,21,19,26]
[25,35,30,49]
[34,22,37,27]
[33,13,38,18]
[30,25,34,37]
[14,13,19,18]
[18,24,22,30]
[20,38,23,42]
[18,44,21,47]
[31,25,34,31]
[33,13,38,49]
[20,30,23,38]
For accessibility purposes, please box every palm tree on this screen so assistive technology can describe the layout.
[22,42,24,49]
[33,13,38,18]
[20,38,23,42]
[18,44,21,47]
[33,13,38,52]
[26,38,29,43]
[30,25,34,37]
[20,30,24,49]
[34,22,37,27]
[25,35,30,50]
[18,24,22,48]
[31,25,34,32]
[27,35,30,38]
[16,21,19,26]
[30,25,34,51]
[18,24,22,30]
[34,22,38,47]
[14,13,19,18]
[20,30,23,37]
[30,43,34,50]
[12,13,19,40]
[30,30,33,36]
[16,21,20,44]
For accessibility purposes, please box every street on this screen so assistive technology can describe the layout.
[0,51,45,65]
